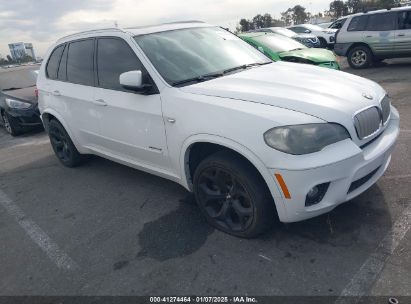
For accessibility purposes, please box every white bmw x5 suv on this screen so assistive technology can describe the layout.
[37,22,399,238]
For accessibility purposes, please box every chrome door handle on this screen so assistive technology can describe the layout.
[93,99,107,106]
[52,90,61,96]
[167,118,176,123]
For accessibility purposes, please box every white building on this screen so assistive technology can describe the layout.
[8,42,36,61]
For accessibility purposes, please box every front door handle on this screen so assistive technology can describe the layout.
[93,99,107,106]
[52,90,61,96]
[398,33,405,37]
[365,35,373,38]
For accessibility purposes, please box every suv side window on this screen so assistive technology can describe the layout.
[57,44,68,81]
[96,38,145,91]
[367,13,397,31]
[399,11,411,30]
[46,45,64,80]
[347,16,368,31]
[67,39,94,86]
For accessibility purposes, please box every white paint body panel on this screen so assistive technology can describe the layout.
[37,24,400,223]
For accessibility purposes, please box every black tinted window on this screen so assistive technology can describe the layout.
[348,16,368,31]
[97,38,144,91]
[67,39,94,86]
[367,13,396,31]
[57,44,68,81]
[46,45,64,79]
[330,18,346,29]
[399,11,411,30]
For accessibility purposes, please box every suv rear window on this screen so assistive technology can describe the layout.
[347,16,368,31]
[366,13,397,31]
[57,44,68,81]
[399,11,411,30]
[67,39,94,86]
[46,45,64,80]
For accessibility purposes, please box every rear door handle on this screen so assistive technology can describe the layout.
[93,99,107,106]
[365,35,373,38]
[398,33,405,37]
[52,90,61,96]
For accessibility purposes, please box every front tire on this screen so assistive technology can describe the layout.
[348,46,373,69]
[48,119,86,167]
[193,151,276,238]
[1,111,22,136]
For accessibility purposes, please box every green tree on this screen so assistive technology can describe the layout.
[329,0,349,18]
[252,14,265,29]
[238,18,253,32]
[237,14,284,32]
[281,9,293,26]
[346,0,362,13]
[262,13,274,28]
[292,5,309,24]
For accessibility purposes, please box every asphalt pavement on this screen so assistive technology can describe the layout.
[0,59,410,298]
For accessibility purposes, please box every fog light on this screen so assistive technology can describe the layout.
[305,183,330,206]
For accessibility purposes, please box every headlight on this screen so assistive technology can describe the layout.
[264,123,350,155]
[5,98,31,109]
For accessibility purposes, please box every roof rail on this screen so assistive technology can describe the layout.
[57,28,125,42]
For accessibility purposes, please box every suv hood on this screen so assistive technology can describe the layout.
[180,62,386,126]
[1,86,37,105]
[279,48,336,63]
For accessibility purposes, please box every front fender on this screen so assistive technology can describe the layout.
[179,133,287,221]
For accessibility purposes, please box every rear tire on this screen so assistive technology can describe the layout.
[318,37,327,48]
[348,45,373,69]
[1,111,22,136]
[193,151,276,238]
[48,119,86,167]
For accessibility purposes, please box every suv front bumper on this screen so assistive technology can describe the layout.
[267,106,400,223]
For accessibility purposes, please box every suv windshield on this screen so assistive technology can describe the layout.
[254,34,306,52]
[134,26,271,86]
[329,18,347,29]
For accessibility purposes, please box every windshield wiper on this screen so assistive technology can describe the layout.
[222,62,271,74]
[172,62,271,87]
[172,72,224,87]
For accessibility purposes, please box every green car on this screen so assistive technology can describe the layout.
[239,32,340,70]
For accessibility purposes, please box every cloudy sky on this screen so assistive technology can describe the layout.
[0,0,330,58]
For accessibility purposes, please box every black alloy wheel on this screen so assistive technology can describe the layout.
[193,151,275,238]
[197,166,254,232]
[1,111,22,136]
[48,119,86,167]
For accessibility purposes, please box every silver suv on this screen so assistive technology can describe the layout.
[334,7,411,68]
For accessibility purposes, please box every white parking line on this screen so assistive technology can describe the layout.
[0,189,78,271]
[335,204,411,303]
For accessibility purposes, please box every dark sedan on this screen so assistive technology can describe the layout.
[0,67,42,136]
